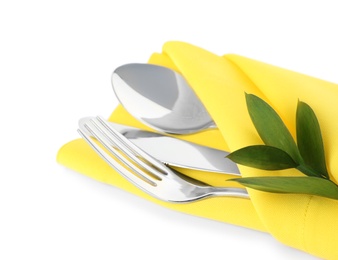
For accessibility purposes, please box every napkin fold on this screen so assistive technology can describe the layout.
[57,41,338,259]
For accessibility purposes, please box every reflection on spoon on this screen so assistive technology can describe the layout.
[112,63,216,134]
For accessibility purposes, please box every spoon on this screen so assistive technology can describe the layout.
[111,63,216,134]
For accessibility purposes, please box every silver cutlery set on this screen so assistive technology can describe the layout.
[78,64,249,202]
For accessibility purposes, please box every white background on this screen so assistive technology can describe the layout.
[1,1,336,259]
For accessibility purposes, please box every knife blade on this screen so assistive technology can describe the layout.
[79,118,240,175]
[111,122,241,175]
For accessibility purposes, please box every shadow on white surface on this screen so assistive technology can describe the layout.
[47,166,320,260]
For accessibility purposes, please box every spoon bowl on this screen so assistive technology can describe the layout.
[112,63,216,134]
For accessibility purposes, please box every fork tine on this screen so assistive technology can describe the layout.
[77,128,159,192]
[79,121,158,186]
[89,117,167,180]
[95,116,170,175]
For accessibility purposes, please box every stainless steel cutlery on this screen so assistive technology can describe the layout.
[77,64,248,202]
[78,118,240,175]
[78,116,249,202]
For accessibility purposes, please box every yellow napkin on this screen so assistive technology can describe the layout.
[57,41,338,259]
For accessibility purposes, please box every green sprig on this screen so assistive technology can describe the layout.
[227,93,338,200]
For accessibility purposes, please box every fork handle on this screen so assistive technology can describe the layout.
[207,187,250,199]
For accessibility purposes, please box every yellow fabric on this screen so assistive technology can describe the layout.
[57,41,338,259]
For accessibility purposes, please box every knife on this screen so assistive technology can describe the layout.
[79,118,240,175]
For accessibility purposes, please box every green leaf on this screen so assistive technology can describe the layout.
[230,176,338,200]
[227,145,298,170]
[296,101,329,178]
[245,93,301,163]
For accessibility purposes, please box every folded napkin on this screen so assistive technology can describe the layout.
[57,41,338,259]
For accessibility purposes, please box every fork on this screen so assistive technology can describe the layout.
[78,116,249,202]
